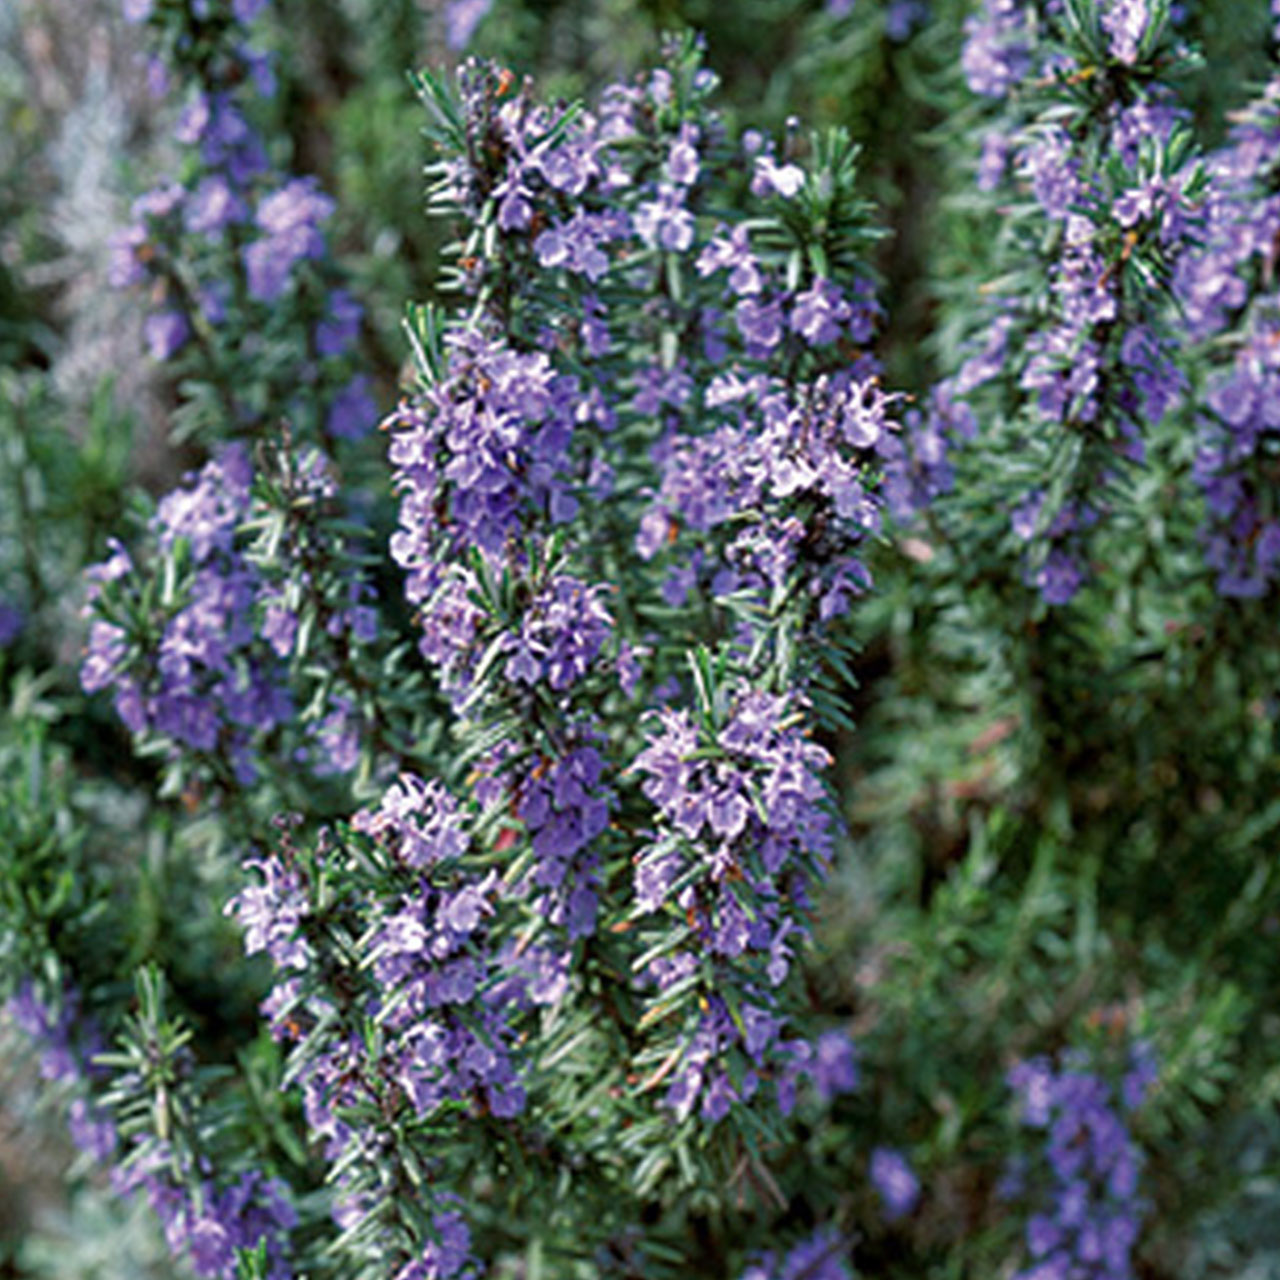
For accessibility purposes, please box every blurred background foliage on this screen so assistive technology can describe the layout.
[3,0,1280,1276]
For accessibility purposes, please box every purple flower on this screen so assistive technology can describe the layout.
[790,278,851,346]
[140,1169,295,1280]
[225,856,313,969]
[80,619,129,695]
[511,744,611,936]
[962,0,1032,98]
[1101,0,1150,64]
[812,1030,859,1100]
[352,774,470,868]
[870,1147,921,1220]
[186,175,247,236]
[697,225,763,296]
[502,575,612,691]
[736,297,785,350]
[245,178,334,302]
[260,598,299,658]
[739,1227,851,1280]
[751,155,805,199]
[326,375,376,440]
[108,226,148,288]
[444,0,493,50]
[1121,1043,1158,1111]
[144,310,190,361]
[197,97,267,182]
[311,697,361,775]
[188,1219,234,1276]
[978,130,1010,191]
[243,239,294,303]
[885,0,928,41]
[667,124,701,186]
[1011,490,1045,541]
[1019,129,1081,221]
[632,684,838,1117]
[633,185,696,253]
[67,1097,118,1162]
[174,94,212,146]
[535,211,625,280]
[1007,1051,1149,1280]
[1035,548,1084,605]
[316,290,363,357]
[395,1209,475,1279]
[5,986,120,1163]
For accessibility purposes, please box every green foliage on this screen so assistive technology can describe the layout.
[4,1,1280,1277]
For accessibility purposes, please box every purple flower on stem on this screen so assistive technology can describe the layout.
[697,225,763,296]
[353,773,470,868]
[1034,548,1084,606]
[791,278,851,346]
[225,856,313,969]
[962,0,1032,99]
[751,155,805,200]
[244,178,334,302]
[633,185,696,254]
[1101,0,1151,64]
[1007,1049,1150,1280]
[736,297,785,350]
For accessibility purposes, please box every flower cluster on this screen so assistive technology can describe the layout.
[640,372,893,625]
[630,682,857,1120]
[900,0,1202,603]
[253,784,521,1120]
[632,686,833,959]
[386,331,621,950]
[382,49,883,1167]
[1006,1046,1156,1280]
[392,1205,479,1280]
[4,983,117,1163]
[225,775,571,1273]
[80,445,289,779]
[84,18,398,793]
[81,442,379,784]
[111,0,373,444]
[5,982,294,1280]
[421,49,883,418]
[386,328,612,702]
[116,1158,297,1280]
[1176,78,1280,596]
[500,743,612,937]
[388,332,582,564]
[962,0,1035,100]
